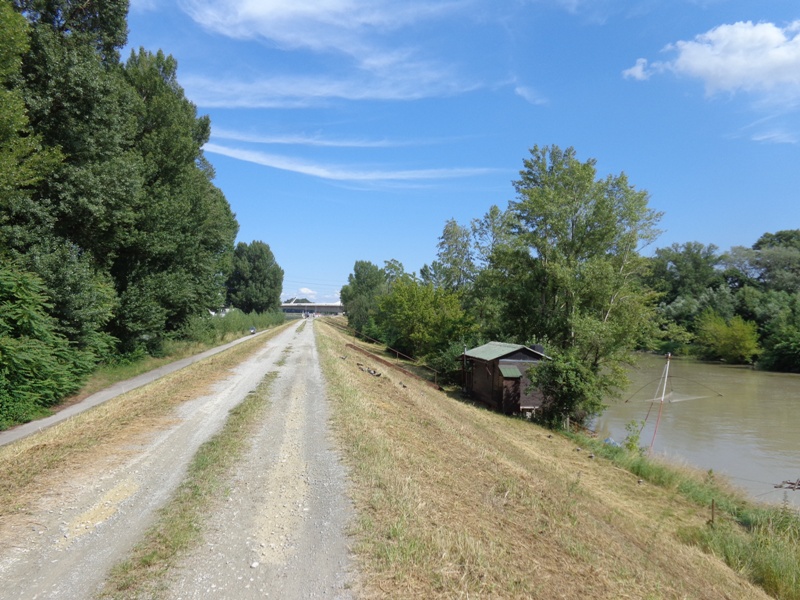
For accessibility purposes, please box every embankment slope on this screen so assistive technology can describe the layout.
[316,320,769,599]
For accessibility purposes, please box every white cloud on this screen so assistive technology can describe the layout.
[751,129,798,144]
[210,128,467,148]
[622,58,651,81]
[299,287,317,300]
[182,69,476,108]
[203,143,496,182]
[177,1,480,106]
[626,21,800,105]
[514,85,548,105]
[179,0,461,54]
[211,128,397,148]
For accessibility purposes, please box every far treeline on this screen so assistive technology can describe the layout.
[341,145,800,426]
[0,1,283,428]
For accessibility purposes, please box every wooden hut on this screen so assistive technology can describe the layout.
[460,342,547,414]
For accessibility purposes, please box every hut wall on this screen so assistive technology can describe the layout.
[471,361,496,408]
[499,359,543,410]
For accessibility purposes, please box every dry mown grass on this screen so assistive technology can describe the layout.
[0,323,293,522]
[316,321,770,599]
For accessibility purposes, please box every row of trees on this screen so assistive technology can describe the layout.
[342,145,663,424]
[1,1,282,427]
[643,233,800,369]
[341,144,799,425]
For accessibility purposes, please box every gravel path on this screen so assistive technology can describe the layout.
[164,321,354,599]
[0,320,354,599]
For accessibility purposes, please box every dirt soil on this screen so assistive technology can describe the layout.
[0,320,354,599]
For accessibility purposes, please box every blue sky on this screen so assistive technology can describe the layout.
[126,1,800,303]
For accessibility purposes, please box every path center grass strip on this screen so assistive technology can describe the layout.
[99,371,278,599]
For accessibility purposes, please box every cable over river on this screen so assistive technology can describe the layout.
[594,354,800,507]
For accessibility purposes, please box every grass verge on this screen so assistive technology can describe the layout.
[315,320,771,599]
[98,371,278,599]
[568,432,800,600]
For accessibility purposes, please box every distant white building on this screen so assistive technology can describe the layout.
[280,300,343,316]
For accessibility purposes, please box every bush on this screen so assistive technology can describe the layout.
[176,309,285,345]
[0,262,91,428]
[530,350,607,426]
[694,310,761,364]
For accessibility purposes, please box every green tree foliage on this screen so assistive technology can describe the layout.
[12,0,129,62]
[738,286,800,372]
[0,260,91,427]
[529,350,610,426]
[694,310,761,364]
[374,277,473,358]
[383,258,406,289]
[435,218,476,292]
[508,145,661,364]
[340,260,387,334]
[18,14,141,265]
[753,229,800,252]
[500,145,661,423]
[470,204,516,268]
[0,0,61,251]
[24,239,117,356]
[0,2,247,422]
[419,260,447,289]
[107,49,237,351]
[226,241,284,314]
[647,242,723,305]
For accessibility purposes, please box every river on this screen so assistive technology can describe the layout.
[593,354,800,507]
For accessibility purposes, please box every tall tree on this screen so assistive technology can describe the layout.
[419,260,447,289]
[12,0,129,62]
[646,242,723,304]
[226,241,283,313]
[753,229,800,252]
[340,261,386,333]
[0,0,61,251]
[106,48,237,350]
[506,145,662,422]
[16,9,141,267]
[435,218,475,292]
[470,204,516,268]
[508,144,662,361]
[383,259,406,289]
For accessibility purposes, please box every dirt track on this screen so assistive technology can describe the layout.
[0,320,354,599]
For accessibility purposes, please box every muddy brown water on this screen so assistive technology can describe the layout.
[593,354,800,507]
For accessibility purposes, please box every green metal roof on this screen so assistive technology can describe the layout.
[499,365,522,378]
[464,341,527,362]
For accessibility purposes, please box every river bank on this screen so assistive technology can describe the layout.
[595,354,800,507]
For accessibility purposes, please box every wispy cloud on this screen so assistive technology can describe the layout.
[625,21,800,106]
[182,69,478,108]
[211,128,399,148]
[178,1,478,106]
[179,1,463,55]
[751,129,798,144]
[515,85,548,105]
[210,128,468,149]
[739,115,800,144]
[203,143,497,182]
